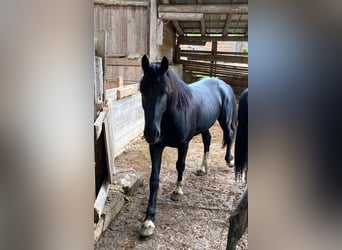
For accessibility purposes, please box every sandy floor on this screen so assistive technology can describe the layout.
[95,122,247,250]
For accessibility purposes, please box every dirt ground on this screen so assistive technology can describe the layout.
[95,122,248,250]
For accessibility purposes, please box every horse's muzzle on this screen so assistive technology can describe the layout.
[144,128,160,144]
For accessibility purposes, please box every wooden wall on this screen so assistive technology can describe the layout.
[94,2,177,89]
[94,4,148,57]
[94,3,148,89]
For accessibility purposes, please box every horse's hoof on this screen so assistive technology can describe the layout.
[170,192,183,201]
[227,161,234,168]
[140,220,155,237]
[194,169,207,176]
[170,191,183,201]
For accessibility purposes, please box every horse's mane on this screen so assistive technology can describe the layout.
[165,68,193,110]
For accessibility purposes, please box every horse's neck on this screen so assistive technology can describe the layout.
[166,75,193,117]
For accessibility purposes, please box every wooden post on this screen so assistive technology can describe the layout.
[149,0,157,61]
[94,56,104,121]
[210,41,217,77]
[116,76,124,88]
[174,42,180,64]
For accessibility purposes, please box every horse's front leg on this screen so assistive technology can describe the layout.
[170,143,189,201]
[140,144,164,237]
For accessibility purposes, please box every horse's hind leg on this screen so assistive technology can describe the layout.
[195,130,211,176]
[170,143,189,201]
[219,114,237,168]
[218,118,235,167]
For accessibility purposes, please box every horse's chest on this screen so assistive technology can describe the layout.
[160,117,189,144]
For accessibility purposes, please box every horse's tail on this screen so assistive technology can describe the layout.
[221,85,237,148]
[234,89,248,181]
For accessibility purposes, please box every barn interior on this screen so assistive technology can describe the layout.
[93,0,248,241]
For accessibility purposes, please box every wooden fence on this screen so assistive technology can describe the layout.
[177,40,248,97]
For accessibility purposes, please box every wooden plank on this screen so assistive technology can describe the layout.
[180,50,248,55]
[180,52,248,64]
[177,35,248,43]
[94,0,148,6]
[117,86,137,99]
[94,110,108,140]
[102,190,125,231]
[94,176,110,223]
[181,59,248,71]
[158,4,248,14]
[103,109,115,183]
[182,64,248,76]
[158,12,203,21]
[94,56,104,106]
[181,61,248,78]
[107,57,141,66]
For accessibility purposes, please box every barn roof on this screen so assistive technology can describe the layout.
[158,0,248,38]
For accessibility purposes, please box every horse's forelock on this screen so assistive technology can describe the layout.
[140,63,167,93]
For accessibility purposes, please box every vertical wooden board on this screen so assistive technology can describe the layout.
[156,18,164,46]
[95,30,107,76]
[94,56,104,105]
[149,0,157,61]
[94,175,110,222]
[103,108,115,183]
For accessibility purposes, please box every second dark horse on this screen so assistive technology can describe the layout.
[139,55,237,236]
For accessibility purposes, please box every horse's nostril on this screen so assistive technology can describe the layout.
[155,130,160,140]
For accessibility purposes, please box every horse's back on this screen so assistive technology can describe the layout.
[189,78,235,105]
[186,78,235,135]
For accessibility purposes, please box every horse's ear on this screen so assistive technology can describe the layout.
[160,56,169,73]
[141,55,149,72]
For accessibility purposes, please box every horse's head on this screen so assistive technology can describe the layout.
[140,55,169,144]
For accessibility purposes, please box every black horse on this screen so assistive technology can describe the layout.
[226,88,248,250]
[139,55,237,237]
[234,88,248,182]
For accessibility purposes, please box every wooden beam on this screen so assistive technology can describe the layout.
[180,50,248,56]
[200,17,206,36]
[223,14,233,36]
[158,12,203,21]
[180,52,248,64]
[158,4,248,14]
[160,0,184,36]
[234,14,243,33]
[106,57,140,66]
[94,0,148,6]
[116,86,137,99]
[172,21,184,36]
[178,35,248,43]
